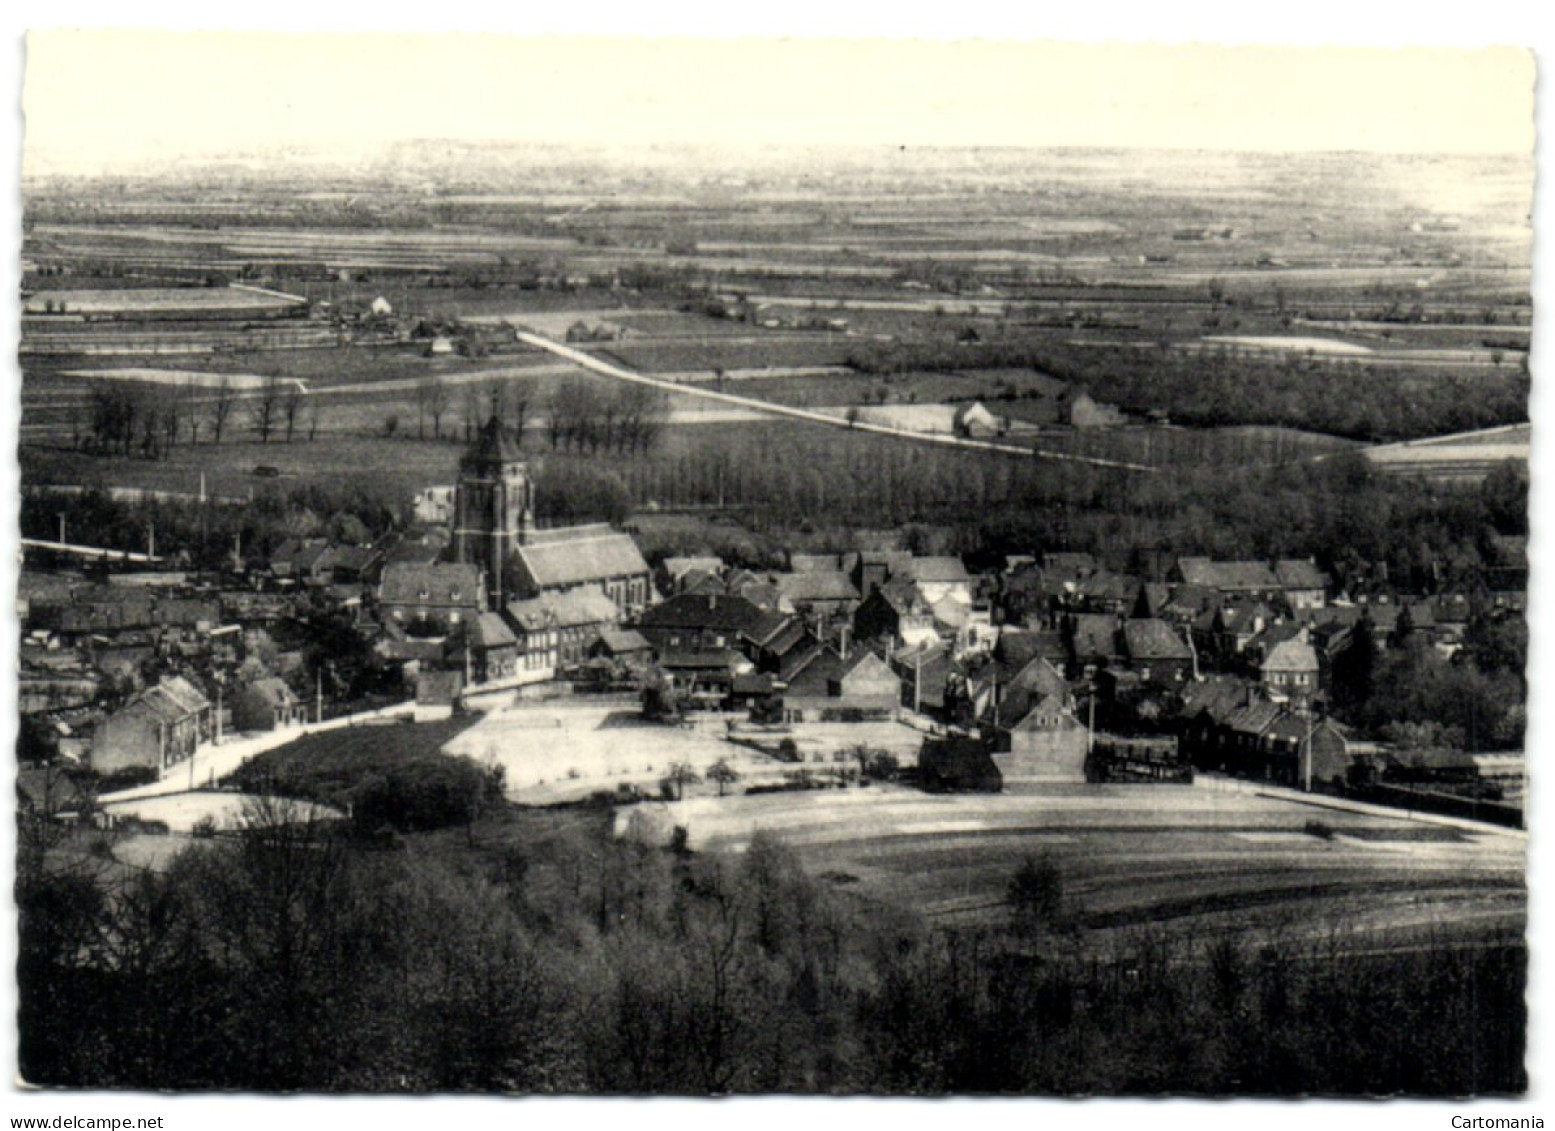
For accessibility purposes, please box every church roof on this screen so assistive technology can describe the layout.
[465,415,524,466]
[515,529,649,590]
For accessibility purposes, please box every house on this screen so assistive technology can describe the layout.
[231,677,307,733]
[853,579,940,651]
[635,592,779,660]
[414,669,464,721]
[91,676,212,778]
[1275,559,1330,611]
[919,736,1002,793]
[903,556,974,607]
[1260,630,1320,701]
[658,556,726,594]
[953,401,1006,438]
[848,550,912,601]
[1067,613,1122,676]
[445,611,522,686]
[782,648,902,722]
[414,485,457,526]
[510,524,652,617]
[590,626,654,667]
[1172,558,1282,600]
[378,561,486,636]
[771,571,861,621]
[505,586,621,670]
[991,695,1089,783]
[658,649,752,711]
[1120,618,1195,688]
[893,640,953,713]
[1258,713,1350,788]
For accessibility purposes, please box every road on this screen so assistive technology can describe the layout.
[514,331,1157,472]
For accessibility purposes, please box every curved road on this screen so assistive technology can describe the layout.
[514,331,1155,473]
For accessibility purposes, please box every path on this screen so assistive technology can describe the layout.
[514,331,1156,472]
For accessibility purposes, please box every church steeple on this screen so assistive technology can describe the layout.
[451,415,534,606]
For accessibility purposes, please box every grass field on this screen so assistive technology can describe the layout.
[660,783,1525,955]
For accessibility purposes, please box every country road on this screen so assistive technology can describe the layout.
[513,330,1158,472]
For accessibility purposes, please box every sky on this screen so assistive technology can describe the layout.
[20,32,1536,170]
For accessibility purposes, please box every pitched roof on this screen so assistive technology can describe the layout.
[1177,675,1252,724]
[1176,558,1280,592]
[662,555,725,581]
[994,629,1068,668]
[1227,697,1283,736]
[1125,619,1194,662]
[1261,635,1319,673]
[904,556,972,585]
[772,571,860,603]
[596,626,651,654]
[468,611,519,649]
[515,528,648,589]
[1008,693,1078,732]
[1042,552,1097,579]
[788,553,843,573]
[1070,613,1121,660]
[379,561,483,607]
[637,592,769,635]
[1275,559,1330,590]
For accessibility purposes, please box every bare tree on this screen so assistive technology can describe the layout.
[209,377,238,444]
[427,378,451,440]
[184,378,202,445]
[304,393,322,441]
[251,376,282,443]
[282,382,304,443]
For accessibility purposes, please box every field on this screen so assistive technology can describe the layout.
[661,783,1526,955]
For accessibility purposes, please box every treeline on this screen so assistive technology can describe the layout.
[75,378,321,459]
[845,336,1530,442]
[18,809,1525,1093]
[19,480,403,570]
[545,376,666,455]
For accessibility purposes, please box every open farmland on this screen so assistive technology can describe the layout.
[663,783,1525,955]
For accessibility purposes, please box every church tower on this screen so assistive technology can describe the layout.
[452,415,534,606]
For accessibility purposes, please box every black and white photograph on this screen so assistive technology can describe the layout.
[5,9,1544,1114]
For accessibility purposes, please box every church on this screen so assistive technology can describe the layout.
[450,415,652,617]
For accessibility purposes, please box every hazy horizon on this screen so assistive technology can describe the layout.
[23,32,1534,177]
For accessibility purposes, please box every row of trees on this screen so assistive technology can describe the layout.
[18,805,1526,1093]
[545,376,666,455]
[80,377,322,458]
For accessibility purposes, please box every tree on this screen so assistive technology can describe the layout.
[427,378,451,440]
[707,758,739,798]
[251,376,282,443]
[666,761,701,801]
[282,383,304,442]
[209,377,238,444]
[1006,852,1065,934]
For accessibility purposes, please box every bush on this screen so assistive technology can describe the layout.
[351,756,488,834]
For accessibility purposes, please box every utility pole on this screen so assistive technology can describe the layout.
[316,667,324,724]
[57,513,65,545]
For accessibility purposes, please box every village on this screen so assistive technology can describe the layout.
[18,403,1528,839]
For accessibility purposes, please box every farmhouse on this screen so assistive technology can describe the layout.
[378,561,486,636]
[231,677,307,733]
[990,695,1089,783]
[91,676,212,778]
[782,648,902,722]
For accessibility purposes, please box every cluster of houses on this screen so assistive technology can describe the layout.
[17,412,1527,814]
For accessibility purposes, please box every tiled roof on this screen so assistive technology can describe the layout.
[515,529,648,589]
[1275,559,1330,590]
[380,562,483,607]
[772,571,860,603]
[1070,613,1121,659]
[596,626,651,654]
[904,556,971,584]
[1177,558,1280,592]
[1261,635,1318,673]
[1119,619,1188,662]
